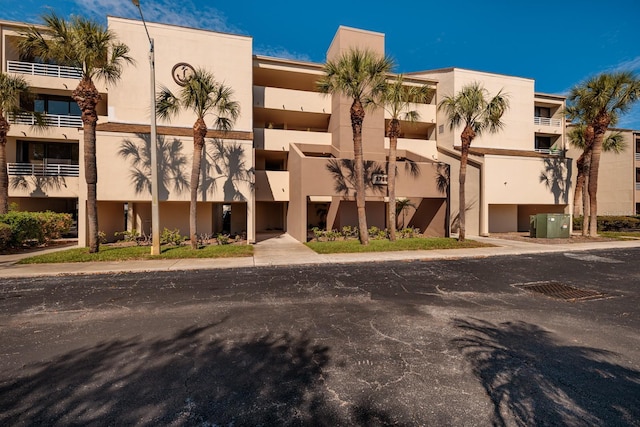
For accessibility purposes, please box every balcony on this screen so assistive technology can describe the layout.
[254,128,331,151]
[384,103,436,124]
[253,86,331,115]
[8,162,79,177]
[534,116,562,127]
[7,60,83,80]
[10,112,82,128]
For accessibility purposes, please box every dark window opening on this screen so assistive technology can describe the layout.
[535,106,551,118]
[17,140,79,164]
[535,136,552,151]
[22,95,80,116]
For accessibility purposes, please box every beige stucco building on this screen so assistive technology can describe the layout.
[2,16,637,245]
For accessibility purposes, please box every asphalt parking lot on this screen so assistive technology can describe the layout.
[1,248,639,425]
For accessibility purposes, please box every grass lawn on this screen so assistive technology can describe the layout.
[599,231,640,239]
[305,237,493,254]
[18,243,253,264]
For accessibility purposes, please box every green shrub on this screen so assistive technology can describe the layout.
[34,211,73,242]
[312,227,324,241]
[325,230,341,241]
[368,226,388,240]
[399,227,421,239]
[0,211,41,246]
[0,211,72,247]
[115,229,141,243]
[216,233,231,245]
[161,228,184,245]
[0,223,12,251]
[573,216,640,231]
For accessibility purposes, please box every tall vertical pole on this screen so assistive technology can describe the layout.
[133,0,161,255]
[149,38,160,255]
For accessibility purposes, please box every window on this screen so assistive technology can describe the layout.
[535,136,552,151]
[17,140,79,164]
[535,106,551,118]
[26,95,80,116]
[635,138,640,154]
[636,168,640,183]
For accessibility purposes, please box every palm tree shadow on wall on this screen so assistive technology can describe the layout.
[118,133,189,199]
[539,157,572,205]
[451,318,640,426]
[200,139,254,202]
[450,199,476,234]
[435,162,450,195]
[326,158,386,198]
[10,175,67,197]
[0,321,403,425]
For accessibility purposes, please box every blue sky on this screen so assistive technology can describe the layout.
[2,0,639,128]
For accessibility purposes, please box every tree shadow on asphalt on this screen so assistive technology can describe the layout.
[452,318,640,426]
[0,321,401,425]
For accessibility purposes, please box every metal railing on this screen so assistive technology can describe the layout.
[7,60,82,79]
[534,116,562,127]
[9,112,82,128]
[635,153,640,161]
[534,148,562,156]
[7,162,79,177]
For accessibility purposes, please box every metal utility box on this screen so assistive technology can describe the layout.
[529,214,571,238]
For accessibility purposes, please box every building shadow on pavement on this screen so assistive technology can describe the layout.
[452,318,640,426]
[0,320,403,425]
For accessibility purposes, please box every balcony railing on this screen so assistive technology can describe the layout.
[9,112,82,128]
[635,153,640,161]
[534,116,562,127]
[8,162,79,177]
[7,60,83,79]
[534,148,562,156]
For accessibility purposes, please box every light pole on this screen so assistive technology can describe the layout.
[132,0,160,255]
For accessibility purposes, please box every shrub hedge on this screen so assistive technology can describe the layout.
[573,215,640,231]
[0,211,73,250]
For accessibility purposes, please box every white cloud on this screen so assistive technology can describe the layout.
[254,45,313,62]
[607,56,640,74]
[616,104,640,130]
[72,0,241,34]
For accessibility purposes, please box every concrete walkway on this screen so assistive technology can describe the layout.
[2,233,640,279]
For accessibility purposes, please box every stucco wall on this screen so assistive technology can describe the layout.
[107,17,253,133]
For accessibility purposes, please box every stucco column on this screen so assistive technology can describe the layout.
[479,163,489,236]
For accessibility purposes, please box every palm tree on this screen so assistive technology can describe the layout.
[19,13,133,252]
[156,68,239,249]
[566,72,640,236]
[375,75,432,240]
[568,124,625,233]
[438,82,509,241]
[318,48,394,245]
[0,73,31,214]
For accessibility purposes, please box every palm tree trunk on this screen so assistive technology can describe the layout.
[351,99,369,245]
[73,77,101,253]
[387,119,400,241]
[588,123,608,237]
[0,114,9,214]
[458,126,475,242]
[190,118,208,249]
[573,153,585,219]
[582,174,590,236]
